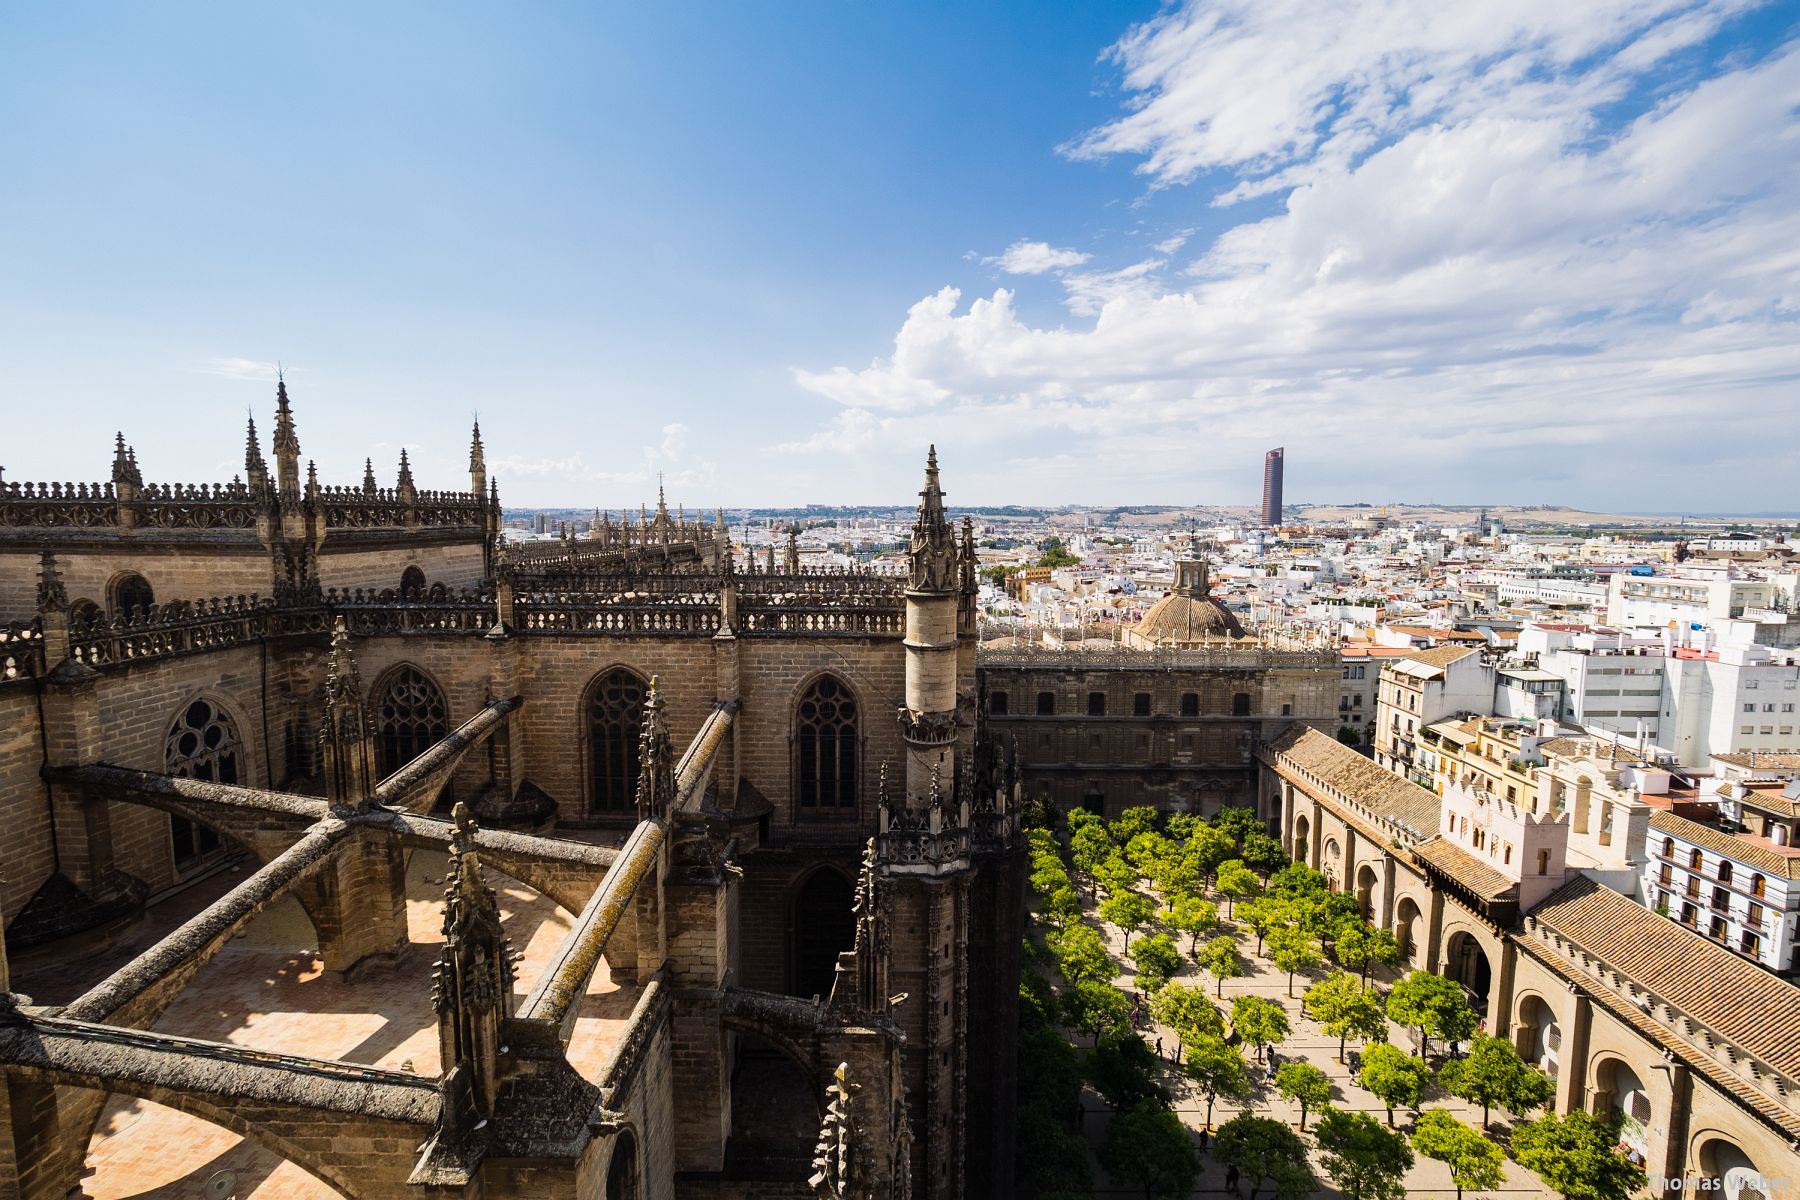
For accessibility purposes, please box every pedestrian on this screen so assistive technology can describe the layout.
[1226,1164,1241,1196]
[1155,1036,1164,1060]
[1197,1124,1210,1153]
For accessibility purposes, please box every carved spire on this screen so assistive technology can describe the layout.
[810,1063,864,1199]
[363,457,378,493]
[305,459,319,500]
[244,417,269,495]
[272,375,302,500]
[635,675,676,820]
[786,523,801,573]
[958,515,978,596]
[319,616,378,808]
[397,447,416,494]
[909,445,955,592]
[830,839,893,1016]
[432,802,514,1122]
[35,548,67,613]
[110,433,141,489]
[766,541,777,574]
[469,419,487,496]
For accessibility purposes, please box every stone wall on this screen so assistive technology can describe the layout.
[0,543,272,619]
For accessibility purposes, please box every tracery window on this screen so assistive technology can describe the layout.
[112,572,155,618]
[588,668,647,814]
[165,698,238,868]
[375,666,449,777]
[795,674,858,811]
[400,565,426,598]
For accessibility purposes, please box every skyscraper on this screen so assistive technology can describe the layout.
[1261,446,1284,526]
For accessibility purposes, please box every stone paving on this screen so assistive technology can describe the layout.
[75,849,634,1199]
[1076,902,1559,1198]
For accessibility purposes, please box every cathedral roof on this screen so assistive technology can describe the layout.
[1131,591,1245,644]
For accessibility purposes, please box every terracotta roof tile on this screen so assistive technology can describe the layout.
[1649,811,1800,881]
[1265,726,1441,841]
[1413,837,1518,901]
[1530,875,1800,1079]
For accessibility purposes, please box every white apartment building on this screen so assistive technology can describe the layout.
[1375,646,1495,784]
[1644,810,1800,975]
[1605,565,1773,628]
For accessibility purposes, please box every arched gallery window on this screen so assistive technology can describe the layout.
[111,572,155,618]
[400,565,426,598]
[164,698,238,868]
[375,666,449,777]
[796,674,858,811]
[588,668,647,814]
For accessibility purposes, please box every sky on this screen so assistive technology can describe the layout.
[1,1,1797,512]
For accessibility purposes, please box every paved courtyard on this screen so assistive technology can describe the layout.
[1076,904,1560,1198]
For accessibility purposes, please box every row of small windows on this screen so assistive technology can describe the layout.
[85,568,432,626]
[992,690,1253,717]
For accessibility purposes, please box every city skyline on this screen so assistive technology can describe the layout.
[2,3,1796,510]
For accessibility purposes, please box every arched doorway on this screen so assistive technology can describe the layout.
[1394,897,1422,965]
[789,868,855,1001]
[1699,1139,1769,1200]
[605,1128,640,1200]
[1516,995,1561,1077]
[1594,1058,1653,1163]
[725,1030,819,1181]
[1355,862,1379,919]
[1293,814,1311,864]
[1444,931,1491,1014]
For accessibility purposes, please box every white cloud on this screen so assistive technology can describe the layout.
[781,5,1800,506]
[985,240,1092,275]
[192,357,283,381]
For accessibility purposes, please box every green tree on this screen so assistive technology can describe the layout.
[1335,923,1404,983]
[1183,1035,1252,1130]
[1066,808,1104,837]
[1096,853,1141,897]
[1063,979,1132,1045]
[1510,1110,1647,1200]
[1241,830,1289,877]
[1111,805,1162,845]
[1275,1061,1333,1130]
[1129,932,1182,990]
[1199,934,1245,997]
[1386,970,1476,1059]
[1050,923,1113,986]
[1302,971,1389,1062]
[1189,825,1237,884]
[1101,889,1158,935]
[1100,1100,1199,1200]
[1043,884,1082,928]
[1357,1043,1432,1127]
[1239,896,1298,956]
[1016,1106,1094,1198]
[1149,981,1223,1045]
[1214,1113,1312,1200]
[1125,829,1176,873]
[1269,926,1324,998]
[1269,863,1330,897]
[1212,806,1263,846]
[1216,859,1261,917]
[1037,536,1081,569]
[1438,1035,1555,1130]
[1159,894,1219,953]
[1230,995,1291,1063]
[1164,813,1202,843]
[1411,1109,1506,1200]
[1314,1108,1415,1200]
[1029,859,1070,896]
[1070,822,1115,880]
[1086,1029,1171,1110]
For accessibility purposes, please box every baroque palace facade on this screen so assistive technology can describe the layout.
[0,385,1023,1199]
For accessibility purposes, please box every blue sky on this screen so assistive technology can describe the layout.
[2,2,1796,511]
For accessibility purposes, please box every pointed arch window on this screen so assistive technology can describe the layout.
[375,666,449,777]
[111,572,155,619]
[400,566,426,598]
[796,674,858,811]
[165,698,238,868]
[588,668,647,814]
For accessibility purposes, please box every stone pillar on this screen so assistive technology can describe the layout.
[1649,1058,1692,1198]
[712,625,740,811]
[39,662,123,898]
[1423,889,1446,974]
[295,827,408,974]
[1556,992,1592,1115]
[1379,854,1397,930]
[633,844,668,983]
[1489,939,1517,1040]
[903,588,959,806]
[665,836,737,1172]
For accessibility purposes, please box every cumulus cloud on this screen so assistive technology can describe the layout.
[986,240,1092,275]
[781,3,1800,506]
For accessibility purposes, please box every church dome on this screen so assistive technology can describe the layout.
[1128,559,1245,644]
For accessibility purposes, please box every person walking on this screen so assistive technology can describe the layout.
[1225,1163,1241,1196]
